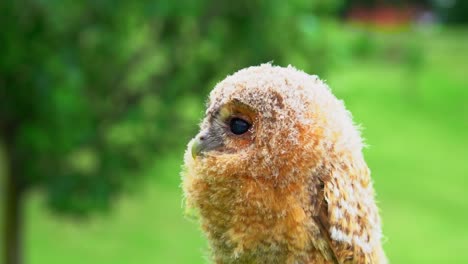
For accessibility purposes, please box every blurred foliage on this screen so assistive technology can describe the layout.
[435,0,468,24]
[0,0,345,216]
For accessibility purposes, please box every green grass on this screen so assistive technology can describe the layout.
[25,28,468,264]
[26,155,208,264]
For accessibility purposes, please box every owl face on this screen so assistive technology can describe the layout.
[188,64,347,183]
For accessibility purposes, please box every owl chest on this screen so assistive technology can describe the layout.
[195,177,316,262]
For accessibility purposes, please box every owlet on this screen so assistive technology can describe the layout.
[182,64,387,264]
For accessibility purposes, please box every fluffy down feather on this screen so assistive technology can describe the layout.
[182,64,387,264]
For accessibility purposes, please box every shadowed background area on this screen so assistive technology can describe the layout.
[1,0,467,264]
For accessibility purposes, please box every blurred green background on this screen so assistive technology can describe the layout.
[1,0,467,264]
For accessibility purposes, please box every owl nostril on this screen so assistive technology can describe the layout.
[199,135,206,141]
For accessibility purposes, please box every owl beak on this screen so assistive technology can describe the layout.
[191,138,203,158]
[191,132,221,158]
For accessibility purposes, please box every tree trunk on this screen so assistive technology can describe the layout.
[3,144,23,264]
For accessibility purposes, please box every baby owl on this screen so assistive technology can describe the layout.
[182,64,387,264]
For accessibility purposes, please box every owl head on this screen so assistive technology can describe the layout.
[186,63,363,185]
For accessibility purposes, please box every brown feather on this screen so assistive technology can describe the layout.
[182,64,387,264]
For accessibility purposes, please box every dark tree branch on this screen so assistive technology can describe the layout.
[3,130,24,264]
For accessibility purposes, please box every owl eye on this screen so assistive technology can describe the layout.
[229,117,251,135]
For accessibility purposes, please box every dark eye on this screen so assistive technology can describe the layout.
[229,118,251,135]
